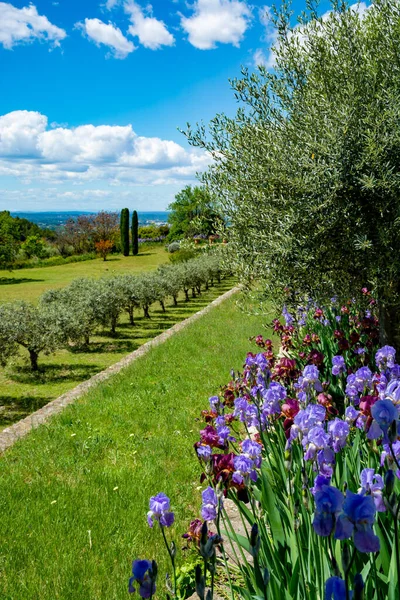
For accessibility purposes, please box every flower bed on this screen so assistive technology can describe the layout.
[133,291,400,599]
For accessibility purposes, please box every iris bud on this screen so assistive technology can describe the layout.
[195,565,205,600]
[354,573,364,600]
[250,523,261,557]
[388,420,398,444]
[263,568,270,586]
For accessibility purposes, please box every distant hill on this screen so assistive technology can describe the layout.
[11,211,169,230]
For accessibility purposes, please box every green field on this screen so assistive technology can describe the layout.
[0,293,268,600]
[0,279,235,430]
[0,247,169,303]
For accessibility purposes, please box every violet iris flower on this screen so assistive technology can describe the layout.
[129,560,156,598]
[354,367,373,394]
[332,355,346,376]
[313,485,344,536]
[297,365,323,394]
[335,492,380,552]
[282,304,294,326]
[197,445,212,462]
[241,438,262,468]
[147,493,174,528]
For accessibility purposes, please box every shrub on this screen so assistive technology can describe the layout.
[167,242,180,254]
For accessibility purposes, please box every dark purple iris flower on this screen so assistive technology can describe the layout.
[147,493,174,528]
[129,560,156,598]
[335,492,380,553]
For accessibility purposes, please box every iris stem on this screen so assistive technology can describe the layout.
[160,525,177,599]
[394,503,400,600]
[344,548,356,600]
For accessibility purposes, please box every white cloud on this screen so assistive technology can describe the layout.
[181,0,252,50]
[0,2,66,49]
[77,17,135,58]
[105,0,119,9]
[0,110,212,187]
[125,1,174,49]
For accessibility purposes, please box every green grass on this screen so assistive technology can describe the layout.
[0,293,269,600]
[0,280,235,430]
[0,246,169,303]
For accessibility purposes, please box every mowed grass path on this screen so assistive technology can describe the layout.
[0,246,168,303]
[0,280,234,429]
[0,295,267,600]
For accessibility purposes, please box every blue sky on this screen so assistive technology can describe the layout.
[0,0,329,212]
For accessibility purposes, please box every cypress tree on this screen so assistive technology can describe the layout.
[120,208,130,256]
[132,210,139,256]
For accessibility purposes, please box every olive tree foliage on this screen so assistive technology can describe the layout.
[0,301,67,370]
[184,0,400,346]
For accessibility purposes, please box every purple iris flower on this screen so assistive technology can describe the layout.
[332,355,346,376]
[376,346,396,372]
[313,485,344,536]
[317,447,336,478]
[215,415,226,427]
[371,399,398,435]
[197,445,212,462]
[354,347,366,355]
[201,486,220,521]
[360,468,386,512]
[232,454,257,485]
[335,492,380,552]
[335,315,341,322]
[216,425,235,445]
[310,474,331,496]
[325,577,346,600]
[147,493,175,528]
[385,380,400,403]
[209,396,221,411]
[241,438,262,468]
[129,560,156,598]
[234,398,251,421]
[381,441,400,478]
[328,418,350,453]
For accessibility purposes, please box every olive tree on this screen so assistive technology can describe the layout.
[185,0,400,348]
[0,301,66,370]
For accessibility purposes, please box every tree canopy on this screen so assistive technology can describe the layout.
[167,185,222,241]
[185,0,400,344]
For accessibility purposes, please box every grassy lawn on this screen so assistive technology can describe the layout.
[0,280,235,430]
[0,246,168,303]
[0,293,269,600]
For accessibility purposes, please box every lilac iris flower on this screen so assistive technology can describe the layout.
[360,468,386,512]
[216,425,236,445]
[201,486,220,521]
[290,404,326,443]
[313,485,344,537]
[232,454,258,485]
[317,447,336,478]
[303,426,330,461]
[345,405,360,424]
[345,374,360,404]
[297,365,323,394]
[209,396,221,411]
[335,492,380,553]
[380,441,400,478]
[354,367,373,393]
[325,576,346,600]
[129,560,156,598]
[376,346,396,372]
[197,445,212,462]
[241,438,262,468]
[332,355,346,376]
[147,493,175,528]
[328,418,350,453]
[262,382,286,416]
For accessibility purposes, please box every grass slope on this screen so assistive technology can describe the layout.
[0,294,268,600]
[0,280,233,430]
[0,247,168,303]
